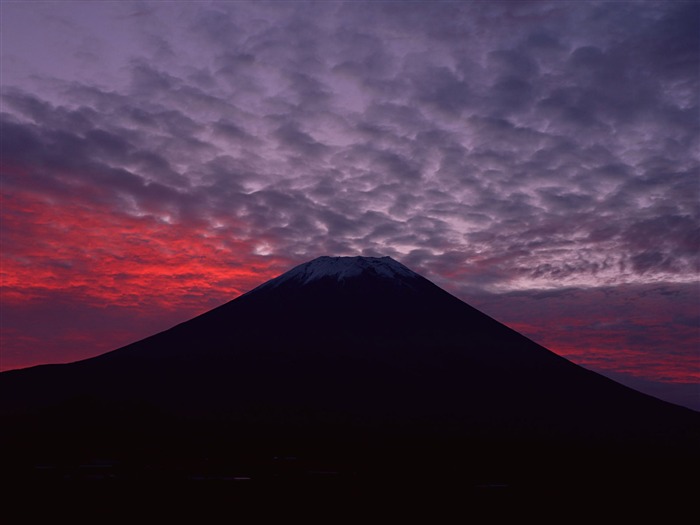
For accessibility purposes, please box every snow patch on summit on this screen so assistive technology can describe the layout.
[263,256,419,288]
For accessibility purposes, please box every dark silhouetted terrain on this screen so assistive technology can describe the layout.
[2,256,698,519]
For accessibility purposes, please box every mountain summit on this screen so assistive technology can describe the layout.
[255,255,419,288]
[2,255,698,498]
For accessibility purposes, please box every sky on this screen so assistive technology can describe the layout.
[1,1,698,410]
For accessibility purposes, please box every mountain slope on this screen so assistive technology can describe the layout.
[2,256,698,490]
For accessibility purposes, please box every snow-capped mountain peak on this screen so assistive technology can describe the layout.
[260,256,419,289]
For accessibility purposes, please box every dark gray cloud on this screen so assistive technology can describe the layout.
[272,121,331,158]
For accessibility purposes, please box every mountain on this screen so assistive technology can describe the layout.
[2,256,698,515]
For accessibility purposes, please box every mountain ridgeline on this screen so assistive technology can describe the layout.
[2,256,698,494]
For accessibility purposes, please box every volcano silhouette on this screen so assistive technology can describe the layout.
[2,256,698,501]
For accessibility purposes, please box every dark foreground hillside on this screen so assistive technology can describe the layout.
[2,257,698,520]
[4,459,697,522]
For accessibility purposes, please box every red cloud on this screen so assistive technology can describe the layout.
[1,187,289,369]
[1,189,284,306]
[471,289,699,385]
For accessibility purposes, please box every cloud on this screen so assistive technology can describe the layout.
[3,1,698,291]
[272,121,331,158]
[467,282,700,385]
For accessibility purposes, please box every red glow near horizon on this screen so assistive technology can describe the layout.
[533,335,698,384]
[502,316,700,385]
[1,189,285,308]
[0,188,289,370]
